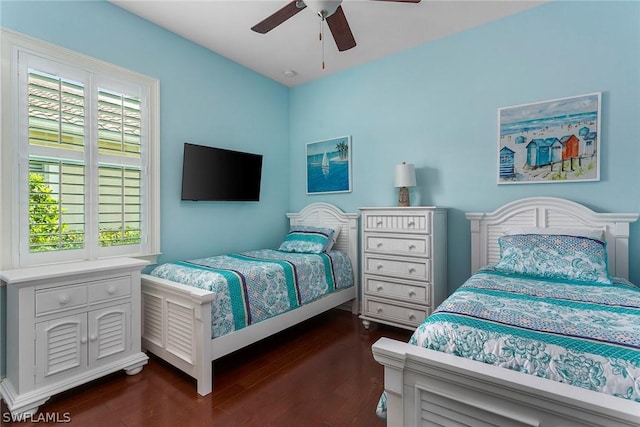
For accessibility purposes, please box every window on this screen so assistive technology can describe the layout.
[1,30,160,268]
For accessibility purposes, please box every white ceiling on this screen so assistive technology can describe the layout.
[110,0,546,87]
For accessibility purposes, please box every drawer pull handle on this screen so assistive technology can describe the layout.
[58,295,70,305]
[377,307,384,314]
[408,244,416,250]
[408,267,416,274]
[89,335,97,342]
[376,285,384,292]
[408,313,416,320]
[376,242,383,248]
[107,286,117,295]
[409,290,416,297]
[80,337,87,344]
[377,264,384,270]
[376,220,383,226]
[408,221,415,227]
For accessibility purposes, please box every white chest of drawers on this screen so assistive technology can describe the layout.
[0,257,149,416]
[359,207,447,330]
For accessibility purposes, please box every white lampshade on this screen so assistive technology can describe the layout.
[394,163,416,188]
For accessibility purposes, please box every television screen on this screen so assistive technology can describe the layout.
[181,143,263,201]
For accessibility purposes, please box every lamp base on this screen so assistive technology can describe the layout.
[398,187,410,207]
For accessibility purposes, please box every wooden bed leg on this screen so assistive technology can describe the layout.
[196,363,212,396]
[385,390,404,427]
[193,292,213,396]
[372,338,407,426]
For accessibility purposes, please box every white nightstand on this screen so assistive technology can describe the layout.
[0,257,149,416]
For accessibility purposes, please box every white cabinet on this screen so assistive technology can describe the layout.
[359,207,447,330]
[0,258,149,416]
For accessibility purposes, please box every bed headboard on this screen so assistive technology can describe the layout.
[286,202,360,284]
[466,197,639,279]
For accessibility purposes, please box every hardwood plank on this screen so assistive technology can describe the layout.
[1,309,411,426]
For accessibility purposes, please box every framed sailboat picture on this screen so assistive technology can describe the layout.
[306,136,352,194]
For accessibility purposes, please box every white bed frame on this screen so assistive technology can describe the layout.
[141,202,359,396]
[373,197,640,426]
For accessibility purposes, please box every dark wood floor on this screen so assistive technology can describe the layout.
[1,309,412,426]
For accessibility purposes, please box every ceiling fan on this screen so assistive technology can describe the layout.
[251,0,422,52]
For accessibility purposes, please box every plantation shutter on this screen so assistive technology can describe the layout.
[27,70,87,254]
[28,159,85,252]
[97,89,142,248]
[14,47,156,267]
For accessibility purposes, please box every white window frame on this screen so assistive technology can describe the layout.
[1,29,160,268]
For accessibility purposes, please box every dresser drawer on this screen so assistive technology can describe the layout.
[363,297,428,327]
[36,284,88,316]
[363,210,431,233]
[89,276,131,304]
[364,233,430,258]
[364,276,429,305]
[364,254,430,281]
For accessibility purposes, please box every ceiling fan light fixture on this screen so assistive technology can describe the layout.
[252,0,418,52]
[303,0,342,19]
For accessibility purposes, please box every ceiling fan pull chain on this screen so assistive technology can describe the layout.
[319,16,325,70]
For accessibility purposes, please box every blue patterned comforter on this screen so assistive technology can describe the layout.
[149,249,353,339]
[377,268,640,418]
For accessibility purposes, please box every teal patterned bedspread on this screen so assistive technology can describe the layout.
[149,249,353,338]
[377,268,640,419]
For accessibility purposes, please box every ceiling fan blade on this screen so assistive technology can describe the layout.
[251,1,306,34]
[325,5,356,52]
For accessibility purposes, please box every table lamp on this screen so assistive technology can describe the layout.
[394,162,416,207]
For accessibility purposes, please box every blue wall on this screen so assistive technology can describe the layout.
[1,0,292,264]
[290,1,640,292]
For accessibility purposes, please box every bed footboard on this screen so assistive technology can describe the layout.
[142,274,356,397]
[141,274,215,395]
[372,337,640,427]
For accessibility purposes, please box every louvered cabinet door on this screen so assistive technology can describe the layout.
[88,303,131,366]
[34,304,132,385]
[35,313,88,385]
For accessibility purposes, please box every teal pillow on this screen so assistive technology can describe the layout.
[278,226,335,254]
[494,234,612,284]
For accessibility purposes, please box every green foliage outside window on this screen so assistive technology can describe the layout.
[29,172,82,251]
[29,172,140,252]
[98,228,141,247]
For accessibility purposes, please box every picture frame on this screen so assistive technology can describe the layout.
[497,92,601,184]
[306,135,352,194]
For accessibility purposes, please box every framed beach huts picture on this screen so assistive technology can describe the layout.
[498,92,601,184]
[306,136,352,194]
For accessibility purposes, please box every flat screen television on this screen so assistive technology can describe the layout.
[181,143,263,201]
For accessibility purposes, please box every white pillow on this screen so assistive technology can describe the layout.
[324,226,341,252]
[502,226,605,242]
